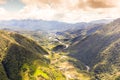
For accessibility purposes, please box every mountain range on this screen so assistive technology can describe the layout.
[0,19,112,31]
[0,18,120,80]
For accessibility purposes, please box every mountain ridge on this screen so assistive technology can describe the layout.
[68,18,120,80]
[0,19,112,31]
[0,30,66,80]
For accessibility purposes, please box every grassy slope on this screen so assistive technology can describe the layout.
[0,30,65,80]
[0,63,8,80]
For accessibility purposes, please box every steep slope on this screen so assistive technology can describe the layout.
[0,63,8,80]
[0,30,65,80]
[69,18,120,65]
[68,18,120,79]
[94,39,120,80]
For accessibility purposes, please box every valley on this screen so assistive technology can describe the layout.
[0,0,120,80]
[0,18,120,80]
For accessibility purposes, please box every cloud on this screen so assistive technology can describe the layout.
[77,0,118,9]
[0,0,6,4]
[0,0,120,23]
[0,7,7,14]
[21,0,118,10]
[21,0,62,8]
[87,0,115,8]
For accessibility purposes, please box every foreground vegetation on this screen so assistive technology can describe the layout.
[0,30,66,80]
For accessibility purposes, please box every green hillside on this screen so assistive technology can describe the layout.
[93,39,120,80]
[68,18,120,79]
[0,30,65,80]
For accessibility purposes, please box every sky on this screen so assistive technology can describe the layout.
[0,0,120,23]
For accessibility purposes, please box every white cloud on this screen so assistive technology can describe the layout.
[0,0,120,23]
[0,0,6,4]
